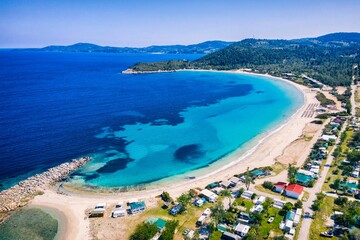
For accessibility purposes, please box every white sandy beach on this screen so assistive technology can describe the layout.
[30,70,320,239]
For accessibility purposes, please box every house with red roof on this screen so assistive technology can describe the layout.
[274,182,287,193]
[285,184,304,199]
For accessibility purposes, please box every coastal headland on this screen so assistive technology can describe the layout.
[6,70,323,239]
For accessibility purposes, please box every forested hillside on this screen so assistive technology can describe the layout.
[129,33,360,86]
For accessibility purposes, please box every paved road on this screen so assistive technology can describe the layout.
[297,119,348,240]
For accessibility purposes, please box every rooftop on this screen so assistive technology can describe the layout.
[285,184,304,194]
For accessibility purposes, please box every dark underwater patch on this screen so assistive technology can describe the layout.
[84,173,100,181]
[174,144,205,161]
[96,158,133,173]
[256,90,264,93]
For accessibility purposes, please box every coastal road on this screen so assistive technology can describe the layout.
[297,119,348,240]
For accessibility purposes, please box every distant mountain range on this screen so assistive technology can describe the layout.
[31,41,234,54]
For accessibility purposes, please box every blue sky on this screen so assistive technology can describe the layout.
[1,0,359,47]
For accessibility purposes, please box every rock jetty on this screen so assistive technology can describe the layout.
[0,157,90,216]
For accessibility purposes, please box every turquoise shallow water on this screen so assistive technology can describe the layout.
[69,71,304,188]
[0,51,303,189]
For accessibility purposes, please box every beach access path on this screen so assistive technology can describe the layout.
[29,72,320,240]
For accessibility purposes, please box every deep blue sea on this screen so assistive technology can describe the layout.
[0,50,303,190]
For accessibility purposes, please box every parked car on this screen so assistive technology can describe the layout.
[267,217,274,223]
[320,231,333,238]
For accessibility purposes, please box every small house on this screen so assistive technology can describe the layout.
[284,219,294,232]
[238,212,251,223]
[145,217,167,232]
[285,184,304,199]
[129,201,146,214]
[321,134,337,142]
[221,180,234,189]
[229,176,240,184]
[253,196,265,205]
[250,204,263,214]
[234,223,250,237]
[199,189,218,202]
[221,231,241,240]
[273,199,286,209]
[241,190,254,200]
[274,182,287,193]
[212,186,225,194]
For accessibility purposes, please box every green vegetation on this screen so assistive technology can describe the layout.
[287,164,298,184]
[130,33,360,86]
[262,181,274,190]
[161,191,172,203]
[312,192,326,211]
[316,92,336,107]
[160,220,179,240]
[309,196,335,240]
[131,60,191,72]
[177,193,191,212]
[130,222,158,240]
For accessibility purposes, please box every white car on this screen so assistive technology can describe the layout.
[268,217,274,223]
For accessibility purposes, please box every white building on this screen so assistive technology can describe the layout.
[199,189,218,202]
[234,223,250,237]
[253,196,265,205]
[241,191,254,200]
[273,199,286,209]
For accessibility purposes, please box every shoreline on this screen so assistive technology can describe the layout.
[28,70,319,239]
[29,205,69,240]
[62,69,306,194]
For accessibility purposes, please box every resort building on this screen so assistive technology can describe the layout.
[129,201,146,214]
[285,184,304,199]
[200,189,218,202]
[274,182,287,193]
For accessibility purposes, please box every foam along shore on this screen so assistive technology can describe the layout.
[30,71,319,240]
[0,157,91,222]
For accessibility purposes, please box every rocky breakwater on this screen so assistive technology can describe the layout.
[0,157,91,220]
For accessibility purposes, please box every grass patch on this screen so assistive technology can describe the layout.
[255,184,278,196]
[234,198,254,212]
[258,206,284,238]
[304,135,313,141]
[309,196,334,240]
[302,191,310,202]
[271,162,286,175]
[209,230,222,240]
